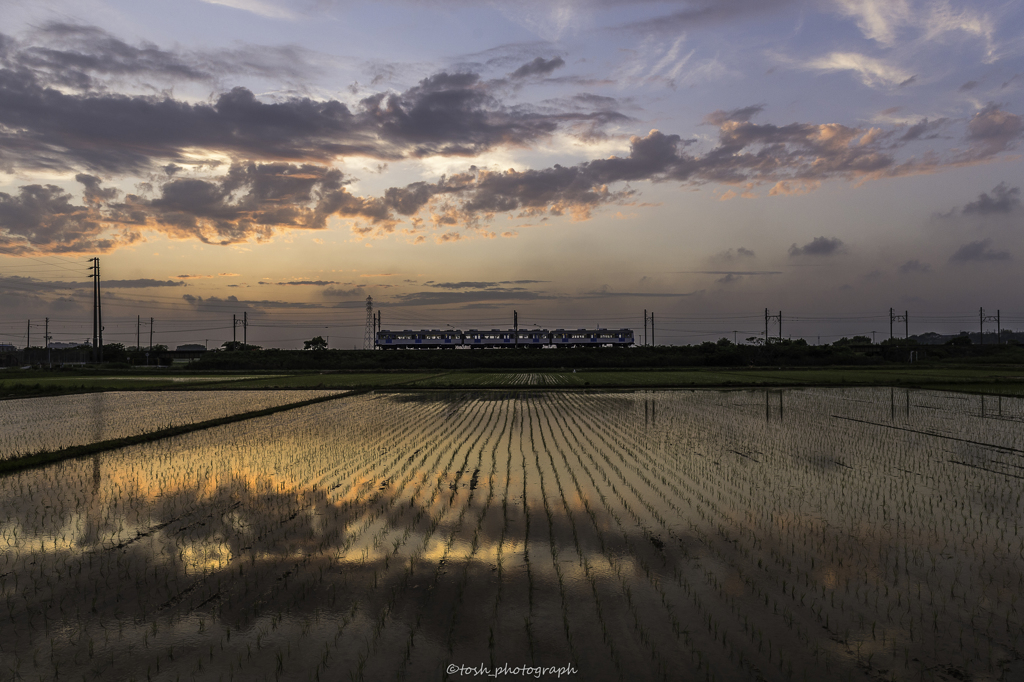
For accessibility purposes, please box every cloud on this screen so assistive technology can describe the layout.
[0,53,627,174]
[962,182,1021,215]
[897,259,930,274]
[102,279,186,288]
[390,288,552,307]
[0,177,140,254]
[4,103,1022,253]
[900,118,948,141]
[788,236,846,256]
[510,56,565,79]
[619,0,800,33]
[948,238,1011,263]
[805,52,913,88]
[0,275,182,292]
[965,103,1024,155]
[834,0,910,46]
[683,270,781,276]
[258,280,339,286]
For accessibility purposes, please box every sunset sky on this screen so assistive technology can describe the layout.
[1,0,1022,349]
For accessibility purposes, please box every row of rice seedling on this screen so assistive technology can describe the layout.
[1,387,1021,680]
[0,389,343,459]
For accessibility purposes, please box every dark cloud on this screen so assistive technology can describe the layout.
[258,280,339,286]
[2,23,332,92]
[390,289,551,306]
[427,281,531,290]
[0,55,626,174]
[619,0,799,33]
[949,239,1011,263]
[0,178,138,254]
[897,259,930,274]
[959,80,979,92]
[510,57,565,79]
[103,279,185,288]
[962,182,1020,215]
[900,118,947,141]
[965,103,1024,155]
[5,100,1023,252]
[0,275,182,292]
[321,286,366,298]
[702,105,765,126]
[788,236,845,257]
[685,270,781,275]
[180,293,325,312]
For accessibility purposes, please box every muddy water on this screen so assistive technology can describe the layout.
[0,388,1022,681]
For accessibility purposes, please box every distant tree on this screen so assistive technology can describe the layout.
[221,341,261,351]
[716,337,732,346]
[304,336,328,351]
[945,334,971,346]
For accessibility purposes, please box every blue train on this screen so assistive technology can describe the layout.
[375,328,634,349]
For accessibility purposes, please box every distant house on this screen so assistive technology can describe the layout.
[48,342,82,350]
[0,343,16,352]
[175,344,207,351]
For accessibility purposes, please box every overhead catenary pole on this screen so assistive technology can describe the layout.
[26,319,30,350]
[232,314,237,346]
[137,315,140,352]
[45,317,50,368]
[644,309,648,347]
[149,318,153,353]
[364,296,373,350]
[651,312,654,347]
[243,311,247,347]
[514,310,518,349]
[96,259,102,362]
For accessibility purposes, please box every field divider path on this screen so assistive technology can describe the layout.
[0,390,359,475]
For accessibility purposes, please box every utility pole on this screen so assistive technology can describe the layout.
[514,310,518,349]
[644,309,648,347]
[889,309,908,341]
[88,257,101,361]
[45,317,50,368]
[364,292,372,348]
[26,319,29,349]
[764,309,782,344]
[232,314,237,347]
[149,318,153,352]
[243,311,248,347]
[980,308,1000,345]
[651,312,654,347]
[137,315,140,352]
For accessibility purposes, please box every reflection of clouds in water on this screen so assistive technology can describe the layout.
[1,389,1023,681]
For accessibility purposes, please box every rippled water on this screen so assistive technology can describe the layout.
[0,388,1021,681]
[0,389,343,458]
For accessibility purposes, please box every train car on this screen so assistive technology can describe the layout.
[550,328,634,348]
[376,329,463,349]
[515,329,550,348]
[464,329,516,348]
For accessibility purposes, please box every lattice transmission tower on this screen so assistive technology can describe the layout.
[364,296,373,350]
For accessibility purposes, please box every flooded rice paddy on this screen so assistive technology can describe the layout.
[1,388,1023,681]
[0,390,343,459]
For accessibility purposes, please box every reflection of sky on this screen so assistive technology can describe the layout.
[1,389,1023,680]
[1,1,1023,348]
[0,389,341,458]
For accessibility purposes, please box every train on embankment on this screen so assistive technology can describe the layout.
[375,328,634,349]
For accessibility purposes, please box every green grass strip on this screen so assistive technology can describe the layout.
[0,390,359,476]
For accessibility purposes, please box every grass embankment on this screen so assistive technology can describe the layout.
[4,366,1024,397]
[0,390,355,475]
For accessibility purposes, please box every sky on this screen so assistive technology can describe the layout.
[1,0,1022,349]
